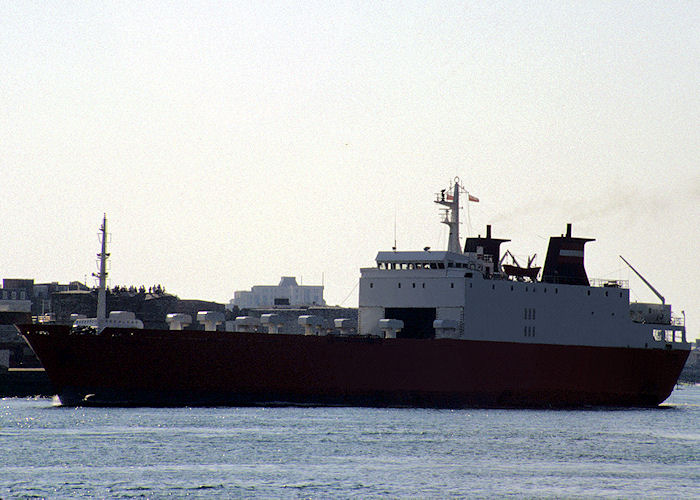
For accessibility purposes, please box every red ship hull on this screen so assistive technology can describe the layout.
[19,324,689,408]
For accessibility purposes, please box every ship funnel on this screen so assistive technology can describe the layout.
[542,224,595,285]
[464,225,510,273]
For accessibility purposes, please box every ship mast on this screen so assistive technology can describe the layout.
[436,180,462,253]
[93,214,109,332]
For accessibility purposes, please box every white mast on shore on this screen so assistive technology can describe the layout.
[435,179,462,253]
[93,214,109,332]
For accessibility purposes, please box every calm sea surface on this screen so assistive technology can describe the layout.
[1,386,699,498]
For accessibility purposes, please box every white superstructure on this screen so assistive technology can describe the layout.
[358,179,688,351]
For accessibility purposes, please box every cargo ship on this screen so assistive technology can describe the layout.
[19,181,690,407]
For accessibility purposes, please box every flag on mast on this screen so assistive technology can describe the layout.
[468,194,479,202]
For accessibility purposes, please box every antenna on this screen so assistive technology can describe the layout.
[435,179,461,253]
[93,213,109,332]
[619,255,665,304]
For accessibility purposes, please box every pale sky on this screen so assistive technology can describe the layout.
[1,2,698,337]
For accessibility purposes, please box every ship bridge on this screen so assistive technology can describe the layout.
[375,250,490,271]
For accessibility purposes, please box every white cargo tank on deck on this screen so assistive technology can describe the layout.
[261,313,283,334]
[166,313,192,331]
[298,315,322,336]
[378,319,403,339]
[234,316,260,333]
[197,311,224,331]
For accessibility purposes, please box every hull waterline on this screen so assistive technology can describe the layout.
[19,324,688,408]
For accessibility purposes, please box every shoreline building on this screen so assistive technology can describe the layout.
[230,277,325,309]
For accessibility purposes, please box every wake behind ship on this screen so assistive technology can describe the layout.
[19,181,690,407]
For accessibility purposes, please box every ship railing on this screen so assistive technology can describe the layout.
[589,278,629,289]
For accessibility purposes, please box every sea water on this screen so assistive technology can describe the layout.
[1,386,699,498]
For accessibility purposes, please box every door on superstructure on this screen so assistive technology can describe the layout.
[385,307,436,339]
